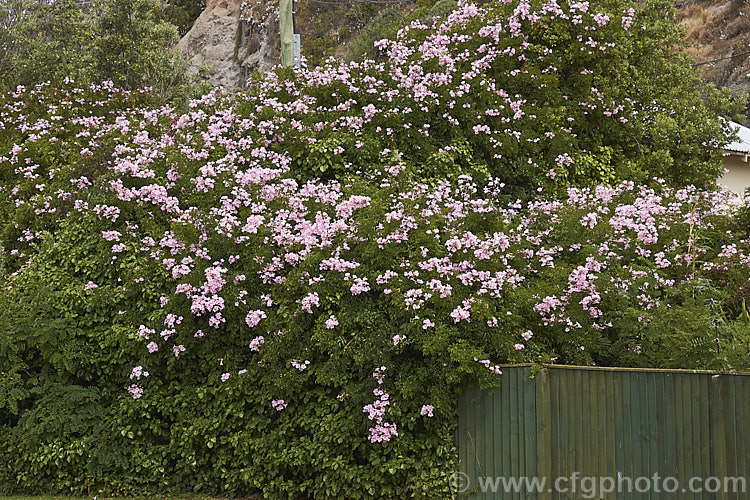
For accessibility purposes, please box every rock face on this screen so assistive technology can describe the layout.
[676,0,750,94]
[176,0,280,90]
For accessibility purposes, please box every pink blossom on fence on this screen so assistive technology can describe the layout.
[363,368,398,443]
[299,292,320,313]
[291,359,310,371]
[130,366,149,380]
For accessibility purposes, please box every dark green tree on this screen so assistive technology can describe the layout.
[94,0,189,100]
[0,0,198,102]
[160,0,206,36]
[0,0,23,84]
[0,0,93,90]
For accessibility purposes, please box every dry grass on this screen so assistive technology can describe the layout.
[677,0,750,68]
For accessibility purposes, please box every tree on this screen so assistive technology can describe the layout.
[0,0,93,90]
[0,0,23,84]
[0,0,195,102]
[94,0,189,100]
[159,0,206,36]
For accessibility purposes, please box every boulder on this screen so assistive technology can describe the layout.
[176,0,280,90]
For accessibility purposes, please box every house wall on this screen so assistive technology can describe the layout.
[719,154,750,198]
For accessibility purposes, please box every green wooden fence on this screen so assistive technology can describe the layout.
[457,365,750,499]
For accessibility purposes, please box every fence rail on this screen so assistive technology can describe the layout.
[457,364,750,499]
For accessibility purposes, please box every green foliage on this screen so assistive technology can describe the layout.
[0,0,199,104]
[268,0,748,197]
[0,212,457,496]
[161,0,206,36]
[94,0,187,100]
[1,0,750,496]
[345,0,461,62]
[297,0,382,63]
[346,7,409,62]
[0,0,94,90]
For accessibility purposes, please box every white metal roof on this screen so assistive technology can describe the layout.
[725,120,750,154]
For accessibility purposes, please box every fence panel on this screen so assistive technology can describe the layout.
[457,365,750,499]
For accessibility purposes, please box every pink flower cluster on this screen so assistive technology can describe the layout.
[363,367,398,443]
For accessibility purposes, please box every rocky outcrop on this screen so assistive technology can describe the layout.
[176,0,280,90]
[676,0,750,94]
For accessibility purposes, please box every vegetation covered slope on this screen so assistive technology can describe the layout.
[0,0,202,101]
[1,0,750,497]
[676,0,750,93]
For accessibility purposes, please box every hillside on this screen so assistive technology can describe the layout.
[3,1,750,496]
[676,0,750,94]
[175,0,444,88]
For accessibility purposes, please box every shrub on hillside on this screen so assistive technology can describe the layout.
[259,0,745,195]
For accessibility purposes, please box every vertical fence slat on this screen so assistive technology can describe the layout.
[605,372,616,500]
[482,385,490,500]
[680,374,695,500]
[698,373,711,499]
[735,377,747,500]
[535,368,551,500]
[572,368,582,483]
[522,367,536,500]
[560,371,578,498]
[655,371,667,492]
[584,369,593,490]
[646,371,658,500]
[676,373,686,500]
[664,373,677,487]
[467,387,478,499]
[613,369,624,498]
[508,367,519,500]
[627,371,639,498]
[506,370,513,498]
[550,369,561,500]
[726,376,739,500]
[518,367,526,500]
[690,374,701,500]
[590,370,600,492]
[639,371,649,499]
[483,387,494,500]
[474,387,486,498]
[494,382,504,499]
[711,374,729,499]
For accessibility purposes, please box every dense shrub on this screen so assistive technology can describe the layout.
[1,0,749,497]
[261,0,745,195]
[0,0,198,104]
